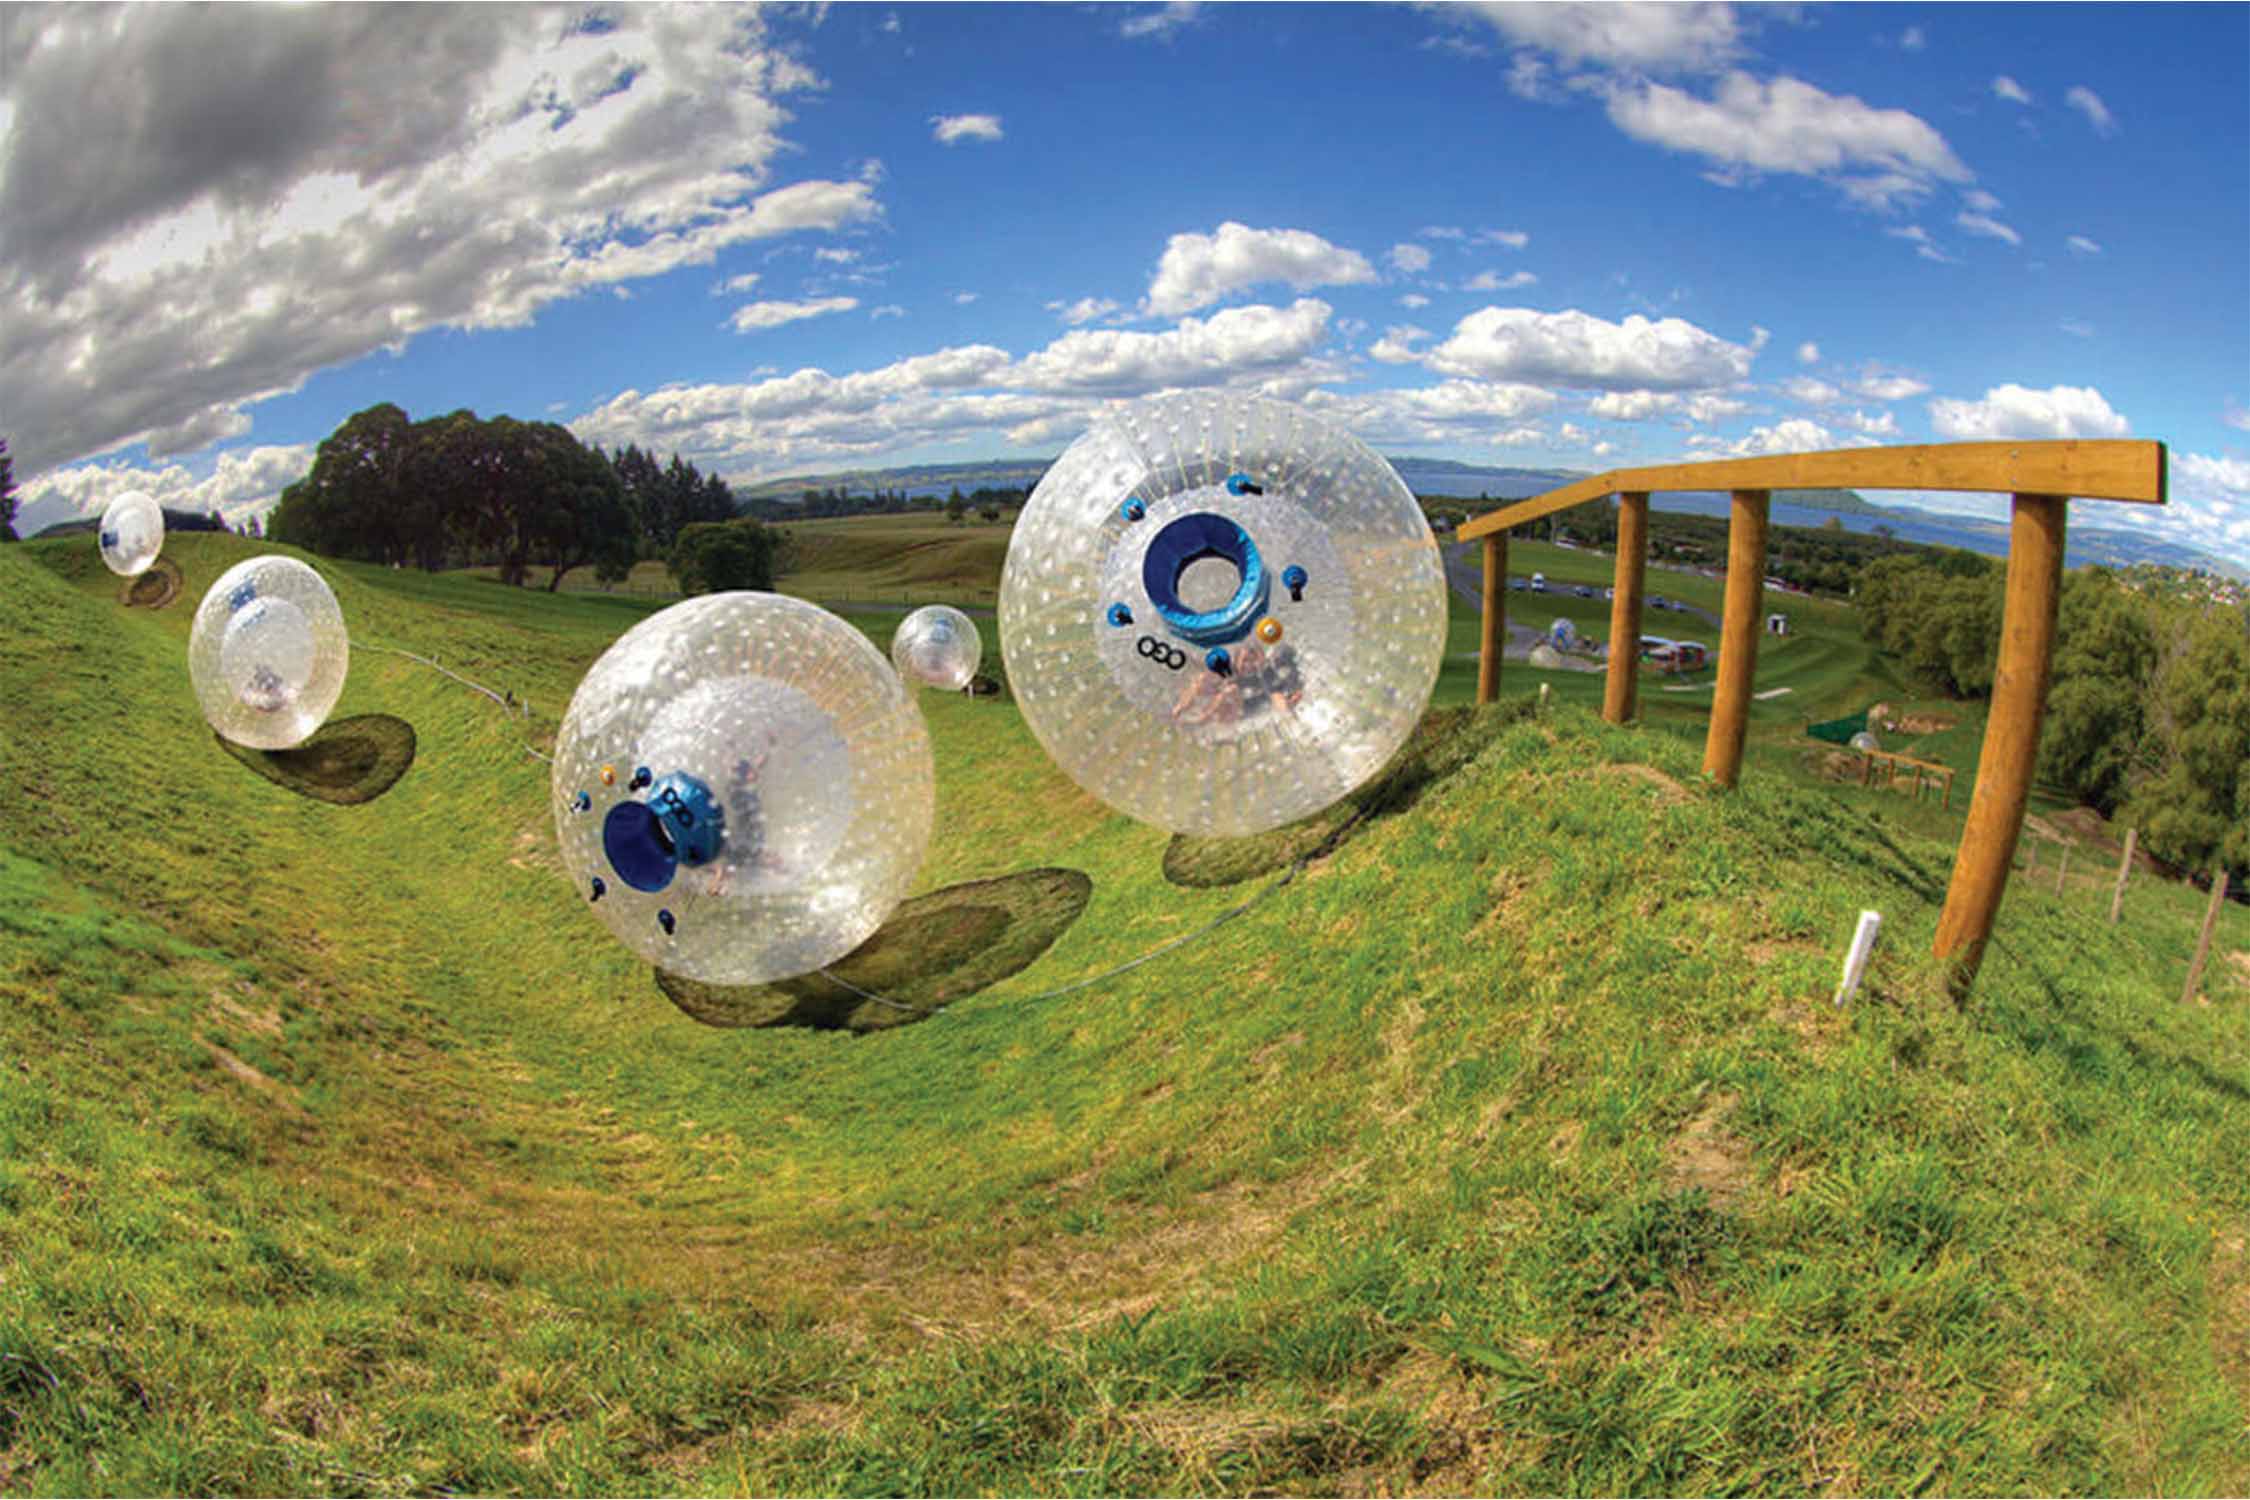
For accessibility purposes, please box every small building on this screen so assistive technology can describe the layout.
[1766,612,1790,636]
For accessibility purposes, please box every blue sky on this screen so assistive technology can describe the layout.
[4,2,2245,561]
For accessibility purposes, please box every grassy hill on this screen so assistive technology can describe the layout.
[0,533,2245,1494]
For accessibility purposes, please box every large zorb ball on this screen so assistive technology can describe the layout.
[891,605,983,692]
[1000,392,1448,837]
[98,491,165,577]
[551,592,935,986]
[188,556,350,750]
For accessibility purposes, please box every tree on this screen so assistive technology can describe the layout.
[670,519,780,596]
[530,424,637,591]
[2124,605,2250,878]
[944,489,966,525]
[978,503,1001,523]
[2037,571,2158,815]
[269,402,441,566]
[0,435,16,542]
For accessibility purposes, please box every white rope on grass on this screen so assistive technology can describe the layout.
[360,640,553,762]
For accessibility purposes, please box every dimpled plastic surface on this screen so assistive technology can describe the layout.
[188,556,350,750]
[1850,731,1881,753]
[551,592,935,986]
[1000,392,1447,836]
[891,605,983,692]
[98,491,164,577]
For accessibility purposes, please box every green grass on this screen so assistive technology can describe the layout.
[0,530,2245,1495]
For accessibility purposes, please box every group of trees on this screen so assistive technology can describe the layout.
[267,404,753,590]
[737,482,1024,525]
[1859,551,2250,881]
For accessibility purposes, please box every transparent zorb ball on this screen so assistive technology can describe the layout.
[551,592,935,986]
[1000,391,1448,837]
[98,491,165,577]
[891,605,983,692]
[1850,731,1881,753]
[188,556,350,750]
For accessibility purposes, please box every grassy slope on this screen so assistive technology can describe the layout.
[0,533,2245,1495]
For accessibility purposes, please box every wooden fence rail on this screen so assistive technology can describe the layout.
[1459,439,2168,998]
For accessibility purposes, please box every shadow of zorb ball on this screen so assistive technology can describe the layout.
[552,592,935,986]
[98,490,165,577]
[890,605,983,692]
[1000,392,1448,836]
[189,556,350,750]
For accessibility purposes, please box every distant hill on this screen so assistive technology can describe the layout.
[31,507,232,540]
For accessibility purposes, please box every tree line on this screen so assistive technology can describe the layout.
[267,403,772,591]
[1856,551,2249,883]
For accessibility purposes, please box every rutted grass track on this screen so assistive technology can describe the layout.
[0,534,2245,1495]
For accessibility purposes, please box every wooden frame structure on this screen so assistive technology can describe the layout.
[1457,439,2168,995]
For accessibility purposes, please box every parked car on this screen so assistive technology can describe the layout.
[1529,572,1548,593]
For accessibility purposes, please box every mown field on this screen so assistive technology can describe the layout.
[0,531,2244,1495]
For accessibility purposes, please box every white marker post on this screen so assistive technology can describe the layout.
[1834,909,1882,1007]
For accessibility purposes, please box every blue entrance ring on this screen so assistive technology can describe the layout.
[603,799,679,893]
[1141,511,1269,646]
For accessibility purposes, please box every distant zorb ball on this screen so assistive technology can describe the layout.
[1000,391,1448,837]
[98,491,164,577]
[1850,731,1881,753]
[188,556,350,750]
[1550,618,1579,650]
[552,592,935,986]
[890,605,983,692]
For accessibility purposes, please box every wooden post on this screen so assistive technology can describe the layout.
[1604,491,1648,724]
[2182,868,2230,1005]
[1477,533,1506,706]
[2054,842,2071,897]
[2109,828,2137,925]
[1701,489,1769,788]
[1933,493,2068,995]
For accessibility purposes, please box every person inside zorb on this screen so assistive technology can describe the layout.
[1001,392,1449,838]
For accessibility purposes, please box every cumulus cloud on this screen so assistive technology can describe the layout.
[1476,229,1530,249]
[17,443,315,532]
[868,304,906,320]
[0,5,874,481]
[1119,2,1202,40]
[729,296,858,332]
[2065,85,2118,135]
[1305,380,1557,446]
[1389,242,1434,274]
[1604,72,1972,209]
[1853,370,1931,402]
[1445,2,1745,74]
[1992,75,2032,104]
[1587,389,1676,421]
[1707,418,1838,456]
[1369,325,1433,364]
[930,113,1003,144]
[715,272,763,296]
[1143,222,1377,317]
[1783,376,1840,405]
[1956,211,2022,246]
[1046,296,1122,326]
[1424,306,1757,391]
[2066,234,2103,256]
[1796,341,1819,364]
[1838,408,1902,439]
[1017,299,1334,392]
[1927,382,2130,440]
[814,247,860,264]
[1464,269,1538,291]
[1398,293,1431,309]
[1419,225,1467,241]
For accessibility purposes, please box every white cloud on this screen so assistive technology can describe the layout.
[1046,295,1122,326]
[715,272,763,296]
[1604,72,1971,208]
[2065,85,2118,135]
[1305,380,1557,445]
[1685,393,1749,423]
[1370,325,1433,364]
[1783,376,1840,405]
[1838,408,1901,439]
[1144,222,1378,317]
[1962,188,2002,213]
[1899,26,1926,51]
[18,443,315,531]
[869,304,906,320]
[1587,389,1676,421]
[952,291,979,305]
[2224,401,2250,433]
[1398,292,1432,309]
[1425,305,1757,391]
[1853,370,1930,402]
[1796,341,1819,365]
[1927,382,2130,440]
[729,296,858,332]
[1992,75,2033,105]
[814,247,860,264]
[1476,229,1530,249]
[1419,225,1467,241]
[1449,2,1745,74]
[1119,2,1203,40]
[1885,224,1956,263]
[1715,418,1838,455]
[1389,242,1434,274]
[1957,211,2022,246]
[1015,299,1335,392]
[0,5,875,481]
[1463,268,1538,291]
[2066,234,2103,256]
[930,113,1003,145]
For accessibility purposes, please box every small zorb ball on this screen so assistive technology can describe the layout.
[891,605,983,692]
[1001,391,1448,837]
[552,592,935,986]
[98,491,165,577]
[189,556,350,750]
[1850,731,1881,753]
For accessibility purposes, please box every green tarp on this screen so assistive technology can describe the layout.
[1807,708,1873,746]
